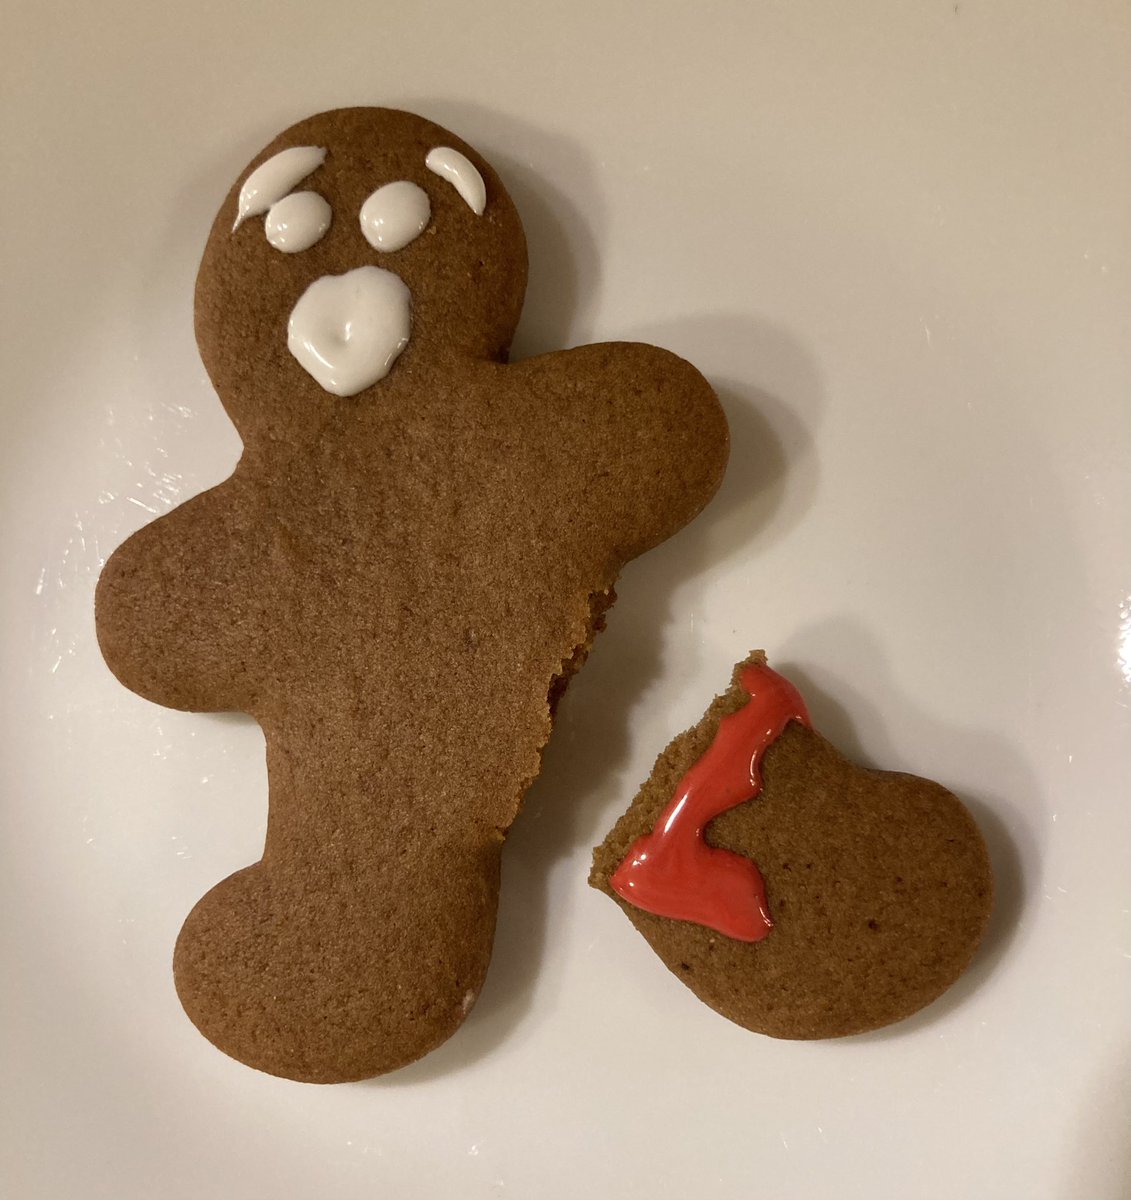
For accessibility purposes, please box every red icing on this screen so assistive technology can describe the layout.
[609,662,810,942]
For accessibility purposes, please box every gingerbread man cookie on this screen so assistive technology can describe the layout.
[96,108,728,1082]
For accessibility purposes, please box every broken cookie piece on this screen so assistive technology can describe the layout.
[591,652,993,1038]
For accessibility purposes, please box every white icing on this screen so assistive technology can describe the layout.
[425,147,486,216]
[287,266,411,397]
[265,191,331,253]
[233,146,326,231]
[360,180,431,252]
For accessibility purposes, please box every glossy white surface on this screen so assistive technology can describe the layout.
[232,144,326,230]
[426,145,488,215]
[360,180,432,252]
[1,3,1127,1199]
[265,190,332,253]
[287,265,411,395]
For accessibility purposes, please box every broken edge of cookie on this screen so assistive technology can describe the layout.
[591,650,994,1039]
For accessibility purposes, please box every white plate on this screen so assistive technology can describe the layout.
[2,4,1128,1198]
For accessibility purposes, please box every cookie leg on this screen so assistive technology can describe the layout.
[592,653,994,1038]
[172,715,501,1083]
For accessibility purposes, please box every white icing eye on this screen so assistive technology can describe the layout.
[425,147,486,216]
[359,180,431,252]
[233,145,326,231]
[265,191,332,253]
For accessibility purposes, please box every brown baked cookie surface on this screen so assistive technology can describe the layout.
[591,653,993,1038]
[95,107,728,1082]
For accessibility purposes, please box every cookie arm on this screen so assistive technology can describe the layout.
[95,476,262,713]
[511,342,729,561]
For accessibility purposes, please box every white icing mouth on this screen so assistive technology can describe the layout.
[287,266,411,397]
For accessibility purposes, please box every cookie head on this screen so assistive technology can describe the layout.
[194,107,528,439]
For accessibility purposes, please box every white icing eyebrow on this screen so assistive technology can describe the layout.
[232,145,327,231]
[425,146,486,216]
